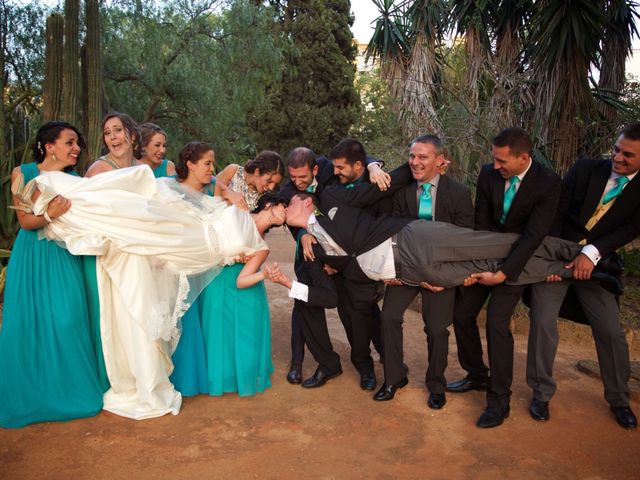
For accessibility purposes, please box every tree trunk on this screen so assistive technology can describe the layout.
[43,13,64,122]
[62,0,80,125]
[82,0,104,172]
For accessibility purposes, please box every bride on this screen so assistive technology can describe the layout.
[18,159,284,420]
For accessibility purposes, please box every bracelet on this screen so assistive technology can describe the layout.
[43,211,53,223]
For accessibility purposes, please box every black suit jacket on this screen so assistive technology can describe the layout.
[294,257,338,309]
[474,161,561,281]
[552,158,640,257]
[392,175,474,228]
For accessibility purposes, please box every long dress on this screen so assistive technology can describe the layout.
[200,166,273,396]
[0,163,103,428]
[168,181,215,397]
[29,166,268,419]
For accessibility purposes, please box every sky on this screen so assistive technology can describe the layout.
[350,0,379,43]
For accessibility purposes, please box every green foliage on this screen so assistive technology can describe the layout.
[350,69,406,167]
[621,248,640,277]
[102,0,282,165]
[253,0,360,157]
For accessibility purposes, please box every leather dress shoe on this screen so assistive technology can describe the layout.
[360,371,377,391]
[286,364,302,384]
[446,376,489,393]
[373,377,408,401]
[529,398,550,421]
[476,406,510,428]
[301,368,342,388]
[610,406,638,429]
[427,392,446,410]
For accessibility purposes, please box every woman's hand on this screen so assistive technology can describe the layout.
[46,195,71,220]
[222,188,249,211]
[264,262,292,288]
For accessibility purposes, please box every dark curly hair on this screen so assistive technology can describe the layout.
[32,121,86,172]
[175,141,215,180]
[254,192,287,234]
[101,111,142,159]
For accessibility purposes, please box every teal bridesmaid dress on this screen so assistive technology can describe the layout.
[0,163,103,428]
[152,159,168,178]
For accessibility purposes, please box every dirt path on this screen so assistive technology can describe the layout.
[1,229,638,479]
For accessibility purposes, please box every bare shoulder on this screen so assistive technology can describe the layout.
[85,159,111,178]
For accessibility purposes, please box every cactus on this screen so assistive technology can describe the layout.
[43,13,64,122]
[82,0,104,170]
[61,0,80,125]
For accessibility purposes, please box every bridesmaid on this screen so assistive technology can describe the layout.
[169,142,215,396]
[83,111,142,391]
[139,122,177,178]
[0,121,103,428]
[202,151,285,396]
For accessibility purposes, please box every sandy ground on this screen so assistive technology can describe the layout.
[1,228,638,480]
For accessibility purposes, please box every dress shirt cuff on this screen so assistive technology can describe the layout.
[580,244,601,266]
[288,280,309,303]
[366,162,383,171]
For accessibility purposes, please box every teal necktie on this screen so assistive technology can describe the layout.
[306,184,316,193]
[500,176,519,224]
[602,176,629,204]
[345,183,355,189]
[418,183,433,220]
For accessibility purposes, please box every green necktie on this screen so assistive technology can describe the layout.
[418,183,433,220]
[305,184,316,193]
[602,176,629,204]
[500,176,519,224]
[345,183,355,189]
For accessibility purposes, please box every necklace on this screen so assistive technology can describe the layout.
[102,154,134,170]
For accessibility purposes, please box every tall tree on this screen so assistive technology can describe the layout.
[256,0,360,156]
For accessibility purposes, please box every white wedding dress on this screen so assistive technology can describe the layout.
[26,166,268,420]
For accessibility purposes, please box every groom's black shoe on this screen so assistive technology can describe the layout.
[610,406,638,429]
[373,377,408,401]
[286,363,302,384]
[427,393,447,410]
[476,406,510,428]
[360,371,377,390]
[301,368,342,388]
[446,375,489,393]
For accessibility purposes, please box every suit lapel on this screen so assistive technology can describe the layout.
[579,161,610,225]
[406,182,419,218]
[434,176,448,219]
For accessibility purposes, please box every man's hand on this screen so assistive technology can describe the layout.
[567,253,595,280]
[264,262,292,288]
[420,281,445,292]
[323,264,338,275]
[383,278,402,286]
[470,270,507,286]
[368,163,391,191]
[545,274,563,283]
[300,233,317,261]
[462,275,479,287]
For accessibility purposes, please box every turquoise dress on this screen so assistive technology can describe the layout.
[152,159,169,178]
[200,171,273,396]
[168,179,211,396]
[0,163,103,428]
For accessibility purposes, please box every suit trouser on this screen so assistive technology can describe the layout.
[453,283,525,408]
[290,307,305,366]
[333,274,380,374]
[527,280,631,406]
[296,299,342,375]
[394,222,581,287]
[381,284,454,393]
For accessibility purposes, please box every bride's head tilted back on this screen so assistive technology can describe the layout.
[252,193,287,235]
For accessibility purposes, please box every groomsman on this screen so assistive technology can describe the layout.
[526,123,640,429]
[373,135,473,410]
[278,144,388,386]
[448,128,562,428]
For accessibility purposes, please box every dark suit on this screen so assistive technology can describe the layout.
[453,161,561,409]
[381,176,474,393]
[527,158,639,406]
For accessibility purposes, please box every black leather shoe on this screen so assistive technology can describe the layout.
[373,377,408,401]
[446,376,489,393]
[360,372,377,390]
[529,398,550,421]
[286,364,302,384]
[301,368,342,388]
[427,392,446,410]
[476,406,510,428]
[610,406,638,429]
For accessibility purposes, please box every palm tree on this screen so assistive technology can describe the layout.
[529,0,607,173]
[597,0,639,127]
